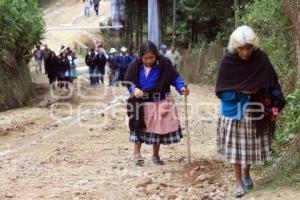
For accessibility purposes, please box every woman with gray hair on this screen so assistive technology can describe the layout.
[216,25,285,198]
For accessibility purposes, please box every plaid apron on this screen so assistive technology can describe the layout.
[129,96,182,145]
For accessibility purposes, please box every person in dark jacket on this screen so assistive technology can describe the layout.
[57,52,70,89]
[45,51,58,88]
[45,51,59,85]
[94,48,107,84]
[108,48,117,85]
[112,47,133,85]
[93,0,100,16]
[85,48,97,85]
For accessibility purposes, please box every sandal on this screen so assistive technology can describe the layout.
[234,186,246,198]
[152,156,164,165]
[133,156,144,166]
[242,177,254,190]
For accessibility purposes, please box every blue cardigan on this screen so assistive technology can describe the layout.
[128,65,184,97]
[220,91,250,120]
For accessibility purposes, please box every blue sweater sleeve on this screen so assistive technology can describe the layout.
[220,91,250,120]
[128,84,136,94]
[172,75,185,94]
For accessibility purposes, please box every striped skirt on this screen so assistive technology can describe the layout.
[129,129,183,145]
[217,109,275,165]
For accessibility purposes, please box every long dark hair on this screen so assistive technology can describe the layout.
[138,40,159,58]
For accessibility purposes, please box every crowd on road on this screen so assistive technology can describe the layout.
[32,42,182,89]
[85,43,182,86]
[33,45,79,89]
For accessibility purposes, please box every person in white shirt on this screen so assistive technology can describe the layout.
[83,0,91,17]
[165,46,182,69]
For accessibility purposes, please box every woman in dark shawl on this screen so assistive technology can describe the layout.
[125,41,189,166]
[215,25,285,198]
[45,51,59,87]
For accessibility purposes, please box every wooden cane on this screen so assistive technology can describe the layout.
[184,84,191,164]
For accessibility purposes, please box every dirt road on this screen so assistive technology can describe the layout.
[0,0,299,199]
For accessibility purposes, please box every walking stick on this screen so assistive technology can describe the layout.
[184,84,191,164]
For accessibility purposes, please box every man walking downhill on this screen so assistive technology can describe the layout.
[94,48,107,85]
[93,0,100,16]
[112,47,133,85]
[83,0,91,17]
[165,46,182,69]
[43,44,51,74]
[85,48,97,86]
[108,48,117,86]
[33,45,43,74]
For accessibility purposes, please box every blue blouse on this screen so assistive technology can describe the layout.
[220,91,250,120]
[128,65,185,97]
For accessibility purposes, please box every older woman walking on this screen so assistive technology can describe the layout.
[125,41,189,166]
[216,25,285,198]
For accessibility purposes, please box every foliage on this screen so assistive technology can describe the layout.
[0,0,45,66]
[0,0,45,111]
[175,0,236,46]
[122,0,253,48]
[241,0,296,91]
[276,81,300,149]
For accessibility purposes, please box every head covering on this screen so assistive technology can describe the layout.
[109,48,117,54]
[120,47,127,52]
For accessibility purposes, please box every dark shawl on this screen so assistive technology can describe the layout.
[45,56,59,76]
[216,49,286,134]
[124,55,179,138]
[215,49,281,98]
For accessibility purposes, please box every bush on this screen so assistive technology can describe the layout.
[241,0,296,92]
[276,81,300,149]
[0,0,45,63]
[0,0,45,111]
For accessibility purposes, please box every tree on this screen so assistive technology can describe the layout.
[0,0,45,65]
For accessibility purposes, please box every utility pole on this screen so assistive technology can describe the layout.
[234,0,239,28]
[172,0,176,46]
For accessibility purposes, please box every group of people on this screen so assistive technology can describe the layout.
[85,45,107,85]
[83,0,101,17]
[85,45,136,86]
[108,44,181,86]
[125,26,285,199]
[33,45,79,89]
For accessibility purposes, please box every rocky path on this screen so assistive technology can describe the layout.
[0,83,233,200]
[1,0,299,199]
